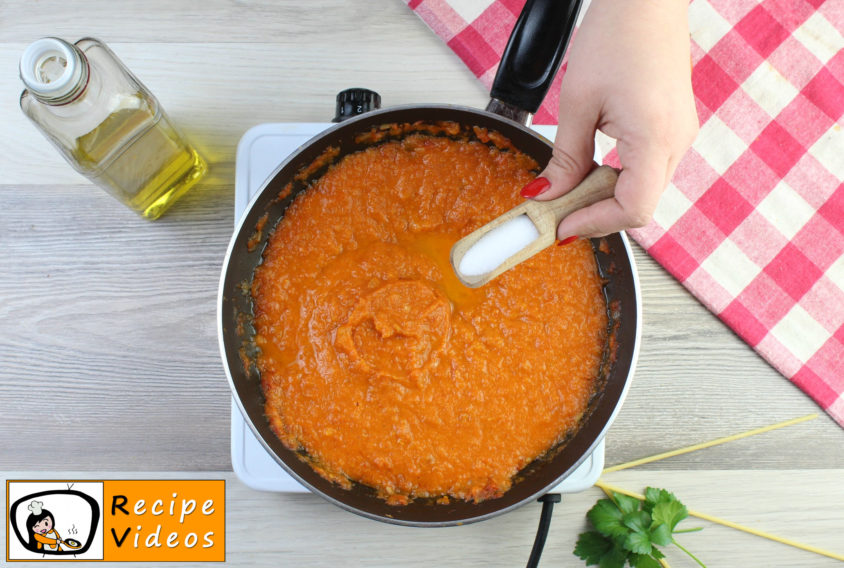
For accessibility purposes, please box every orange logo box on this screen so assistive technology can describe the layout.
[103,480,224,562]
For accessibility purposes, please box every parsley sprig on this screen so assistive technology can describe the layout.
[574,487,706,568]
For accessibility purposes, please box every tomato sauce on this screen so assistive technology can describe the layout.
[252,133,608,503]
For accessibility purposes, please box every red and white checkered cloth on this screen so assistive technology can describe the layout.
[406,0,844,427]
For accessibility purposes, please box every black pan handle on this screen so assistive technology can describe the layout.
[489,0,583,119]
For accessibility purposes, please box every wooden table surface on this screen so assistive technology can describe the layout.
[1,1,842,566]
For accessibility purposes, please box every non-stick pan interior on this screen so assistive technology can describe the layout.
[219,105,639,525]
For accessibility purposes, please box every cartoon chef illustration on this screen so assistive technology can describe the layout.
[25,500,64,552]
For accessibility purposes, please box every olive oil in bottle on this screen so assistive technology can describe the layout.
[19,37,206,220]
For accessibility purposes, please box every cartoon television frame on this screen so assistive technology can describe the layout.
[9,489,100,556]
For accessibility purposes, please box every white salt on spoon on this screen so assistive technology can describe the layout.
[450,166,619,288]
[458,215,539,277]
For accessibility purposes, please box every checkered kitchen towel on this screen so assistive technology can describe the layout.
[406,0,844,426]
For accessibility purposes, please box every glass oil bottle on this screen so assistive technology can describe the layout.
[19,37,207,220]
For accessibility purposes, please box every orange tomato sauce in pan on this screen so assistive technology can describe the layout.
[252,133,608,504]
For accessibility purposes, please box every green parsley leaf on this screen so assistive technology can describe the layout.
[574,531,613,565]
[622,510,651,535]
[587,498,629,539]
[598,542,628,568]
[624,530,652,555]
[643,487,677,514]
[649,523,673,547]
[643,486,662,505]
[652,498,688,532]
[614,492,640,515]
[574,532,630,568]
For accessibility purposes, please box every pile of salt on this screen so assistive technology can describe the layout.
[457,214,540,277]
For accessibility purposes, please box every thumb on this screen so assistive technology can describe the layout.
[527,93,599,202]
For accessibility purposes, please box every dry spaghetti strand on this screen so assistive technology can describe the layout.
[602,414,818,474]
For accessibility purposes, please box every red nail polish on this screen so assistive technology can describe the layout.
[520,177,551,198]
[557,236,578,246]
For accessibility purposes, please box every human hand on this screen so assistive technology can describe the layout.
[523,0,699,239]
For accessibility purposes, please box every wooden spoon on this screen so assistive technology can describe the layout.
[450,165,619,288]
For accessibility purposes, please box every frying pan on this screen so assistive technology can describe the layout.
[61,538,82,550]
[218,0,641,526]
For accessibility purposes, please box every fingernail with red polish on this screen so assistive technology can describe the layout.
[520,177,551,198]
[557,236,578,246]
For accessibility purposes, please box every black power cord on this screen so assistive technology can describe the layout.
[526,493,562,568]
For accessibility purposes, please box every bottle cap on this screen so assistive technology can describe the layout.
[20,37,87,103]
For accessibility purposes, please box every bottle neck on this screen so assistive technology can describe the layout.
[20,38,90,106]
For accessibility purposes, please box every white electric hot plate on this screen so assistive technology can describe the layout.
[230,122,605,493]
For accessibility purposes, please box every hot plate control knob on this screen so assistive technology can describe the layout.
[333,88,381,122]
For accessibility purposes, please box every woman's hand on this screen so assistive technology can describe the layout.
[526,0,699,239]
